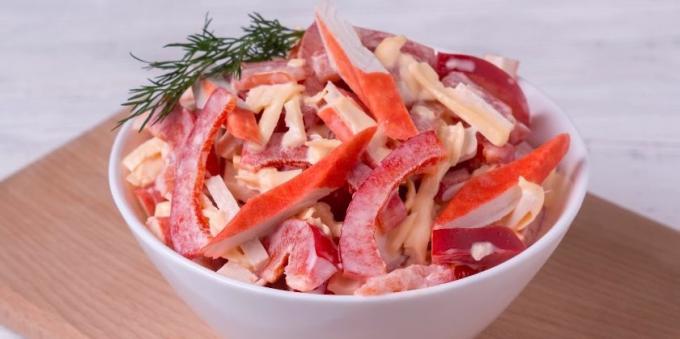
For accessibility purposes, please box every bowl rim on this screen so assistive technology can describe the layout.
[108,79,589,304]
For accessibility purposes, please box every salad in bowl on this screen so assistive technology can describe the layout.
[115,0,576,299]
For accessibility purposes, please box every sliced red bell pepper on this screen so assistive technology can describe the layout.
[260,219,339,292]
[434,133,570,230]
[340,131,446,279]
[240,133,310,171]
[202,126,377,258]
[169,89,236,258]
[431,226,526,269]
[347,162,407,232]
[134,186,164,217]
[436,53,531,126]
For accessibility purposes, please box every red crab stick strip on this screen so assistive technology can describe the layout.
[170,89,236,257]
[235,59,307,91]
[203,127,377,258]
[260,219,339,292]
[434,134,570,230]
[340,131,445,279]
[315,1,418,140]
[227,106,262,144]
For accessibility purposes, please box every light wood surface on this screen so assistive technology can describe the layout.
[0,117,678,338]
[1,0,679,230]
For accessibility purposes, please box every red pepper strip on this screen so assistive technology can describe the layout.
[340,131,446,279]
[260,219,339,292]
[240,133,310,171]
[134,186,164,217]
[227,107,262,144]
[205,147,222,177]
[347,162,407,232]
[431,226,526,269]
[315,11,418,140]
[434,134,570,230]
[145,105,195,147]
[169,89,236,258]
[436,53,531,126]
[202,127,377,258]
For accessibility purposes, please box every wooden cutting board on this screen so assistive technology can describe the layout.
[0,116,678,339]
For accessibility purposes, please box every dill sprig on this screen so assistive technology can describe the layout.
[119,13,304,130]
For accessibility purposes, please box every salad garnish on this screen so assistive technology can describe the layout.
[119,14,303,131]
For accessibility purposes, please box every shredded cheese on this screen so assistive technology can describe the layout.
[297,203,339,237]
[203,207,229,237]
[322,82,376,134]
[205,176,240,221]
[216,261,260,284]
[503,176,545,231]
[374,35,407,69]
[236,167,302,193]
[245,83,304,146]
[543,169,567,208]
[373,36,433,103]
[281,95,307,148]
[305,137,342,164]
[287,58,306,68]
[366,126,392,163]
[240,239,270,271]
[402,123,467,263]
[471,242,495,261]
[122,137,169,172]
[409,62,513,146]
[154,201,171,218]
[125,155,164,187]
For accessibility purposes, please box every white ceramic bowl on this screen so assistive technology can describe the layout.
[109,80,588,339]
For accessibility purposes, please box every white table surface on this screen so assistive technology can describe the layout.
[1,0,678,336]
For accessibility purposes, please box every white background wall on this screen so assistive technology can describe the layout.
[1,0,678,233]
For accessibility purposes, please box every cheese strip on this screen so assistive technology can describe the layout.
[240,239,270,271]
[122,137,169,171]
[503,176,545,231]
[322,82,376,134]
[216,261,260,284]
[236,167,303,193]
[306,137,342,164]
[245,83,304,146]
[409,62,513,146]
[374,36,433,103]
[154,201,171,218]
[374,35,406,69]
[402,123,467,263]
[125,155,164,187]
[205,176,240,220]
[282,95,307,148]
